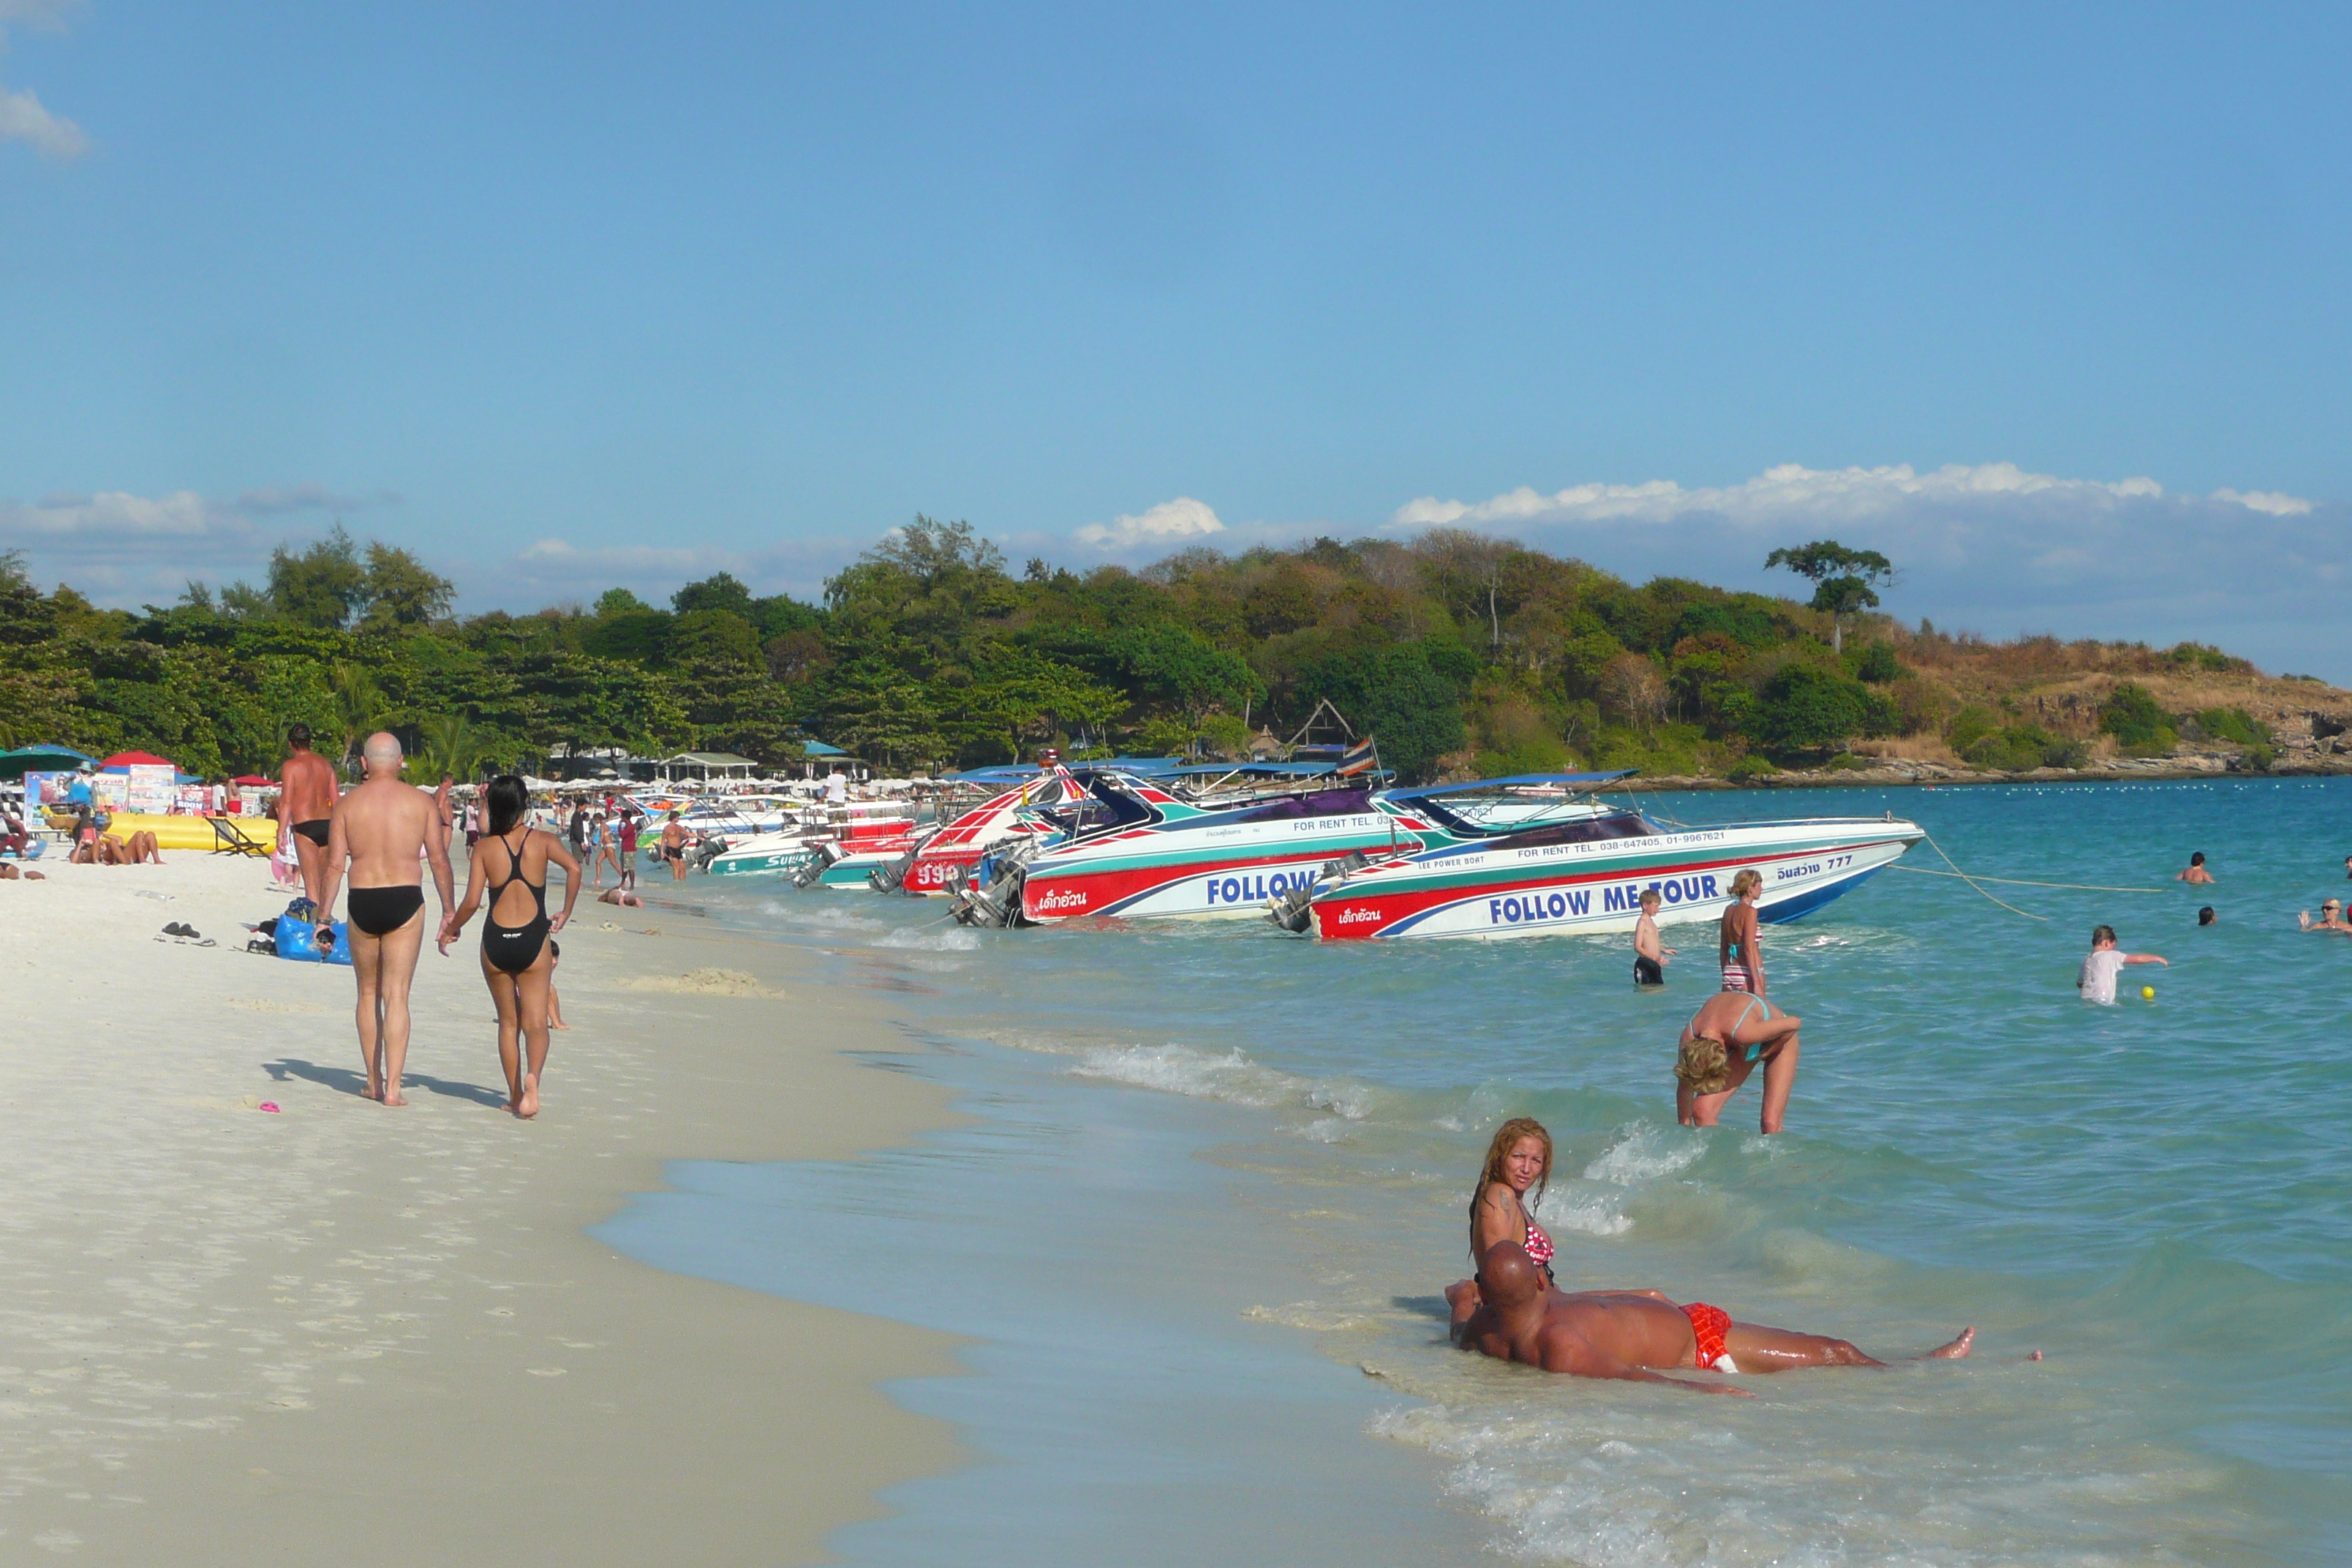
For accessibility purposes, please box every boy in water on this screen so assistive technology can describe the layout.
[2176,852,2214,885]
[1632,888,1673,987]
[2078,924,2167,1003]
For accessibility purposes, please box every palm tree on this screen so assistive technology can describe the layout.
[326,662,385,764]
[415,712,495,784]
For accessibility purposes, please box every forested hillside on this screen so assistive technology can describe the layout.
[1,519,2340,782]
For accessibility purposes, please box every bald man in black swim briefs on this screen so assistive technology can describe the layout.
[314,733,455,1107]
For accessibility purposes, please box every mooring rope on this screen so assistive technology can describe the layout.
[1887,865,2164,894]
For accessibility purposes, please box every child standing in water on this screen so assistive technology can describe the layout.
[1632,887,1673,987]
[2078,924,2167,1003]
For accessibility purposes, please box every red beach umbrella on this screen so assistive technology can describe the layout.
[231,774,273,786]
[99,750,177,770]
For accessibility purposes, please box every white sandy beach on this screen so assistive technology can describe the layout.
[0,851,966,1565]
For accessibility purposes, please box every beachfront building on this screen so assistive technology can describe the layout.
[656,751,763,783]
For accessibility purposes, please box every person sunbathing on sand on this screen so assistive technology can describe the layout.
[1449,1240,1973,1394]
[597,886,641,907]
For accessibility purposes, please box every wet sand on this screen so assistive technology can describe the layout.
[0,851,965,1564]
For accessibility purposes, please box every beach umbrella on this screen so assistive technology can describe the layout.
[99,749,177,772]
[0,744,95,781]
[231,774,274,786]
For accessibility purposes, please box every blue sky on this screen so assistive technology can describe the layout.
[3,3,2348,676]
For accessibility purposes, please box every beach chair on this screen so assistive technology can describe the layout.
[208,815,273,857]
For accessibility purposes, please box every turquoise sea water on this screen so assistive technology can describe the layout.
[602,777,2351,1565]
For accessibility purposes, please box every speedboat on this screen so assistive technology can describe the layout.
[1294,780,1921,940]
[870,769,1092,894]
[995,761,1440,924]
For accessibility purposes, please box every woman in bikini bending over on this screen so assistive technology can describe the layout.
[440,775,582,1118]
[1447,1117,1564,1330]
[1676,987,1802,1134]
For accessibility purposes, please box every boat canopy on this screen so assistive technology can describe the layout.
[1379,770,1635,802]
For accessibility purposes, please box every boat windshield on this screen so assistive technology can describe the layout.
[1210,785,1376,825]
[1485,812,1655,851]
[1046,775,1157,838]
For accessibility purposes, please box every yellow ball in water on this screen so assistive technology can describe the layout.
[2141,986,2156,1000]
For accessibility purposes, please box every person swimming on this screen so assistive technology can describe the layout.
[1452,1239,1975,1392]
[2176,852,2215,885]
[2299,899,2352,934]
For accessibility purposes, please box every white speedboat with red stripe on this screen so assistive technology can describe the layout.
[1301,786,1921,941]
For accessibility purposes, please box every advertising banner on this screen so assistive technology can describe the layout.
[125,764,175,815]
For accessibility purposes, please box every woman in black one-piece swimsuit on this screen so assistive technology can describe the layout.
[441,775,584,1118]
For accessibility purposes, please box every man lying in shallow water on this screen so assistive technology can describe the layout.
[1448,1241,1974,1395]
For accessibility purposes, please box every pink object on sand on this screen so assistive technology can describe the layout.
[258,1101,280,1113]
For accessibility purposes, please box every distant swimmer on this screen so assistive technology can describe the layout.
[314,733,456,1107]
[2176,852,2214,886]
[1632,889,1674,987]
[1718,868,1766,994]
[2078,925,2167,1003]
[2299,899,2351,934]
[441,775,583,1119]
[278,723,341,914]
[1675,989,1802,1134]
[1450,1240,1973,1393]
[2198,906,2217,927]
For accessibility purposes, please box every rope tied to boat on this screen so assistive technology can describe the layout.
[1895,829,2164,921]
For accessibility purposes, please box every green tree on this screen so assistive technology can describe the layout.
[359,543,456,629]
[268,526,369,630]
[2099,683,2178,754]
[1750,663,1891,752]
[1764,540,1895,653]
[1294,643,1465,783]
[818,657,947,771]
[673,572,756,620]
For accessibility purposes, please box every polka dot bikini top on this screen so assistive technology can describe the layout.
[1523,1216,1554,1270]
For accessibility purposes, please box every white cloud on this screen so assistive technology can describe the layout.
[2209,487,2314,517]
[0,1,88,161]
[236,483,401,515]
[1074,496,1226,551]
[1,489,238,540]
[0,82,83,158]
[1384,459,2347,679]
[1391,461,2205,530]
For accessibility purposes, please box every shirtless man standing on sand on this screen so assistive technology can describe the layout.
[1452,1240,1974,1393]
[314,733,455,1107]
[279,723,341,913]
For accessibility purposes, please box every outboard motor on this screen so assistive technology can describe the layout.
[868,846,919,894]
[1266,849,1371,933]
[791,844,834,889]
[948,840,1037,927]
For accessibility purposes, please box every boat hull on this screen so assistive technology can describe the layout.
[1019,812,1420,922]
[1308,820,1921,941]
[704,834,822,876]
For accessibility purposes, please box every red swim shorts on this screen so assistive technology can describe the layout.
[1683,1301,1732,1369]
